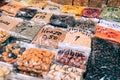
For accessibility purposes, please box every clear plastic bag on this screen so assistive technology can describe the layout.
[0,15,20,31]
[55,47,90,70]
[84,37,120,80]
[0,1,25,16]
[49,14,76,28]
[100,7,120,22]
[32,25,67,49]
[47,63,84,80]
[17,48,55,74]
[10,21,45,41]
[82,7,101,18]
[15,8,37,20]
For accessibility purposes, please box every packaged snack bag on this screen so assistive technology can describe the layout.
[0,1,25,16]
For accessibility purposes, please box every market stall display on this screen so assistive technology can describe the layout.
[0,0,120,80]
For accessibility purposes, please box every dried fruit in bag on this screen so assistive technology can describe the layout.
[94,25,120,43]
[74,19,96,35]
[50,14,76,28]
[56,49,88,70]
[0,1,25,16]
[61,5,83,17]
[17,48,55,73]
[100,7,120,22]
[11,21,44,40]
[82,8,101,18]
[0,43,26,64]
[32,26,67,48]
[85,37,120,80]
[15,8,37,20]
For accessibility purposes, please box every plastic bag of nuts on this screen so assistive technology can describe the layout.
[55,48,89,70]
[0,43,26,64]
[17,48,55,76]
[0,1,25,16]
[47,63,84,80]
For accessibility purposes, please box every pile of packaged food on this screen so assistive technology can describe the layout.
[0,0,120,80]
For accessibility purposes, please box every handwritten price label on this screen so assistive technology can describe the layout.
[95,26,120,43]
[32,12,52,22]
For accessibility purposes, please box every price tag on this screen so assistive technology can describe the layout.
[95,26,120,43]
[63,30,91,48]
[32,26,66,48]
[29,1,47,8]
[0,1,25,16]
[32,12,52,23]
[44,3,62,13]
[0,15,19,30]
